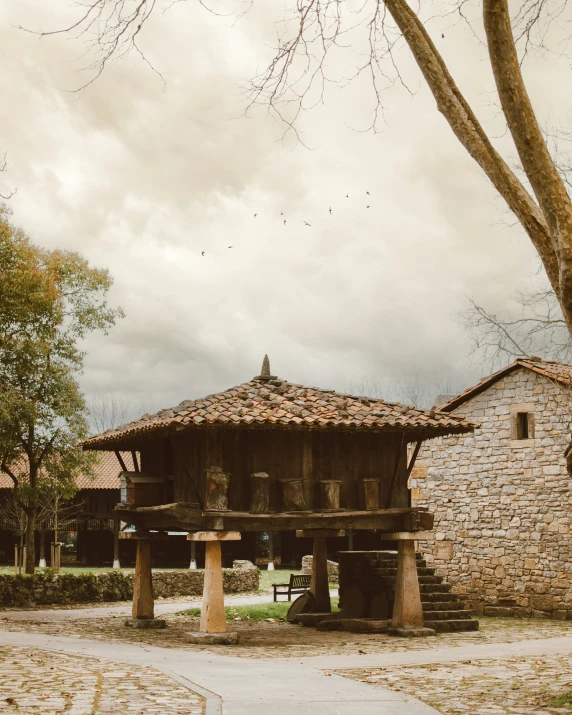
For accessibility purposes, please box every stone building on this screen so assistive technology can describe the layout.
[413,358,572,620]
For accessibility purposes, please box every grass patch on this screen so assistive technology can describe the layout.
[549,692,572,708]
[182,596,339,621]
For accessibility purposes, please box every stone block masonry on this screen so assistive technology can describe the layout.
[416,368,572,620]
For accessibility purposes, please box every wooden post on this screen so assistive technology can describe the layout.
[113,519,120,569]
[249,472,269,513]
[133,539,154,619]
[348,527,354,551]
[187,532,241,641]
[363,479,380,510]
[267,532,275,571]
[279,479,307,511]
[296,529,345,613]
[39,528,47,568]
[189,540,197,569]
[119,531,169,628]
[319,480,342,511]
[205,467,231,511]
[312,536,330,612]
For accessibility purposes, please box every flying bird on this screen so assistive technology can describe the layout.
[254,213,258,218]
[201,251,205,256]
[280,211,284,216]
[367,205,370,209]
[345,193,349,198]
[366,191,370,195]
[283,219,287,225]
[442,33,445,38]
[329,207,332,214]
[304,221,311,226]
[227,246,233,249]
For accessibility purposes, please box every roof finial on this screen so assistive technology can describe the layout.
[254,354,277,381]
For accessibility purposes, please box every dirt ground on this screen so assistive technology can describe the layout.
[0,614,570,659]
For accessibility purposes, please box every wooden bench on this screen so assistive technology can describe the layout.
[273,574,311,602]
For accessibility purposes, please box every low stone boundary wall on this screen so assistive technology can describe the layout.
[301,555,339,583]
[0,564,259,607]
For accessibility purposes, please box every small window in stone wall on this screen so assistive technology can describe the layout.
[511,410,535,440]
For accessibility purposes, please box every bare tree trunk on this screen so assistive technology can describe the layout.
[24,508,36,575]
[482,0,572,333]
[383,0,560,300]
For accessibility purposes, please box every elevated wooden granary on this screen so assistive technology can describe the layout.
[82,356,475,638]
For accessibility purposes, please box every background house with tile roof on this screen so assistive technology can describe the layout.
[413,358,572,620]
[0,452,137,567]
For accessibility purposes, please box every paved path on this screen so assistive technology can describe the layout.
[0,593,274,621]
[0,630,439,715]
[293,634,572,668]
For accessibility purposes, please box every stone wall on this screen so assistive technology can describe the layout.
[415,368,572,619]
[150,563,259,598]
[301,555,339,583]
[0,564,259,607]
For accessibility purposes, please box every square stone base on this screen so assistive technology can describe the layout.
[387,626,436,638]
[124,618,167,629]
[185,631,239,645]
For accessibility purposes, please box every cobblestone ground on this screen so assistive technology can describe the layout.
[0,646,205,715]
[0,615,570,659]
[336,654,572,715]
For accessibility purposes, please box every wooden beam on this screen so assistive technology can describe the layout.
[131,451,140,473]
[119,530,169,541]
[187,531,241,542]
[113,503,434,533]
[382,531,434,541]
[296,529,346,538]
[406,440,423,480]
[114,451,128,473]
[386,433,406,508]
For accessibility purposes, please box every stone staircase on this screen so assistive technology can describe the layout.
[338,550,479,633]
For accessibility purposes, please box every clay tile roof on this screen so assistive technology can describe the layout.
[439,357,572,413]
[0,452,133,490]
[81,356,476,449]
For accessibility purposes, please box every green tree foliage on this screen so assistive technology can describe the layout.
[0,205,123,572]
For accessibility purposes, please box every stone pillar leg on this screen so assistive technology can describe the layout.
[391,540,424,630]
[185,531,241,644]
[133,539,154,620]
[311,536,331,613]
[201,540,226,633]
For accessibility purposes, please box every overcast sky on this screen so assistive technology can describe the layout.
[1,1,568,416]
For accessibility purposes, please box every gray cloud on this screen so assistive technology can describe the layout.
[0,0,563,415]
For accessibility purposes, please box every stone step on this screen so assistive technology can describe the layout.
[418,575,443,584]
[419,584,450,594]
[422,600,470,612]
[372,567,436,577]
[421,609,471,621]
[424,618,479,633]
[420,592,459,602]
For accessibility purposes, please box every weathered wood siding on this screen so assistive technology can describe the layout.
[140,429,411,511]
